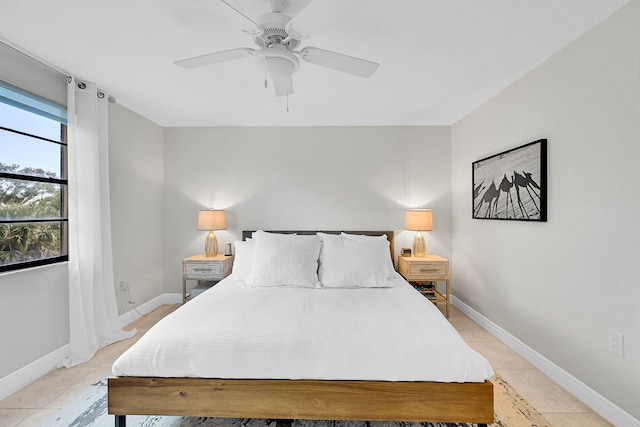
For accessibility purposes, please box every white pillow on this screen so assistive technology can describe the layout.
[318,233,342,273]
[319,235,389,288]
[317,232,341,243]
[340,233,397,279]
[245,231,321,288]
[230,240,254,280]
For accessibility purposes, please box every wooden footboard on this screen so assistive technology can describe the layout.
[108,376,493,424]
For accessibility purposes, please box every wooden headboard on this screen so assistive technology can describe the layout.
[242,230,395,261]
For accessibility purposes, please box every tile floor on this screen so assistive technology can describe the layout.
[446,306,612,427]
[0,304,612,426]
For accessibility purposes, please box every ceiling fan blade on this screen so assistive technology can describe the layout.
[272,76,294,97]
[218,0,262,35]
[286,0,364,38]
[174,48,255,69]
[299,47,378,78]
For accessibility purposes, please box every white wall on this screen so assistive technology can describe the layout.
[108,103,165,315]
[451,0,640,419]
[0,263,68,378]
[163,126,451,294]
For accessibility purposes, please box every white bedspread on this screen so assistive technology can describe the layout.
[112,278,493,382]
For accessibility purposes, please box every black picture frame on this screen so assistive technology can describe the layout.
[472,139,547,221]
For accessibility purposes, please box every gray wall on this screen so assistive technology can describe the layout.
[451,0,640,419]
[108,103,165,316]
[163,126,452,294]
[0,264,68,378]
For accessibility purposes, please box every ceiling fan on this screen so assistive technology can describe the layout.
[174,0,379,97]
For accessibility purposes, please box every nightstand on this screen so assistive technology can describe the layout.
[398,255,450,317]
[182,254,233,303]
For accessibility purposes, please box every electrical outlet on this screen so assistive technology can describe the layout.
[607,329,624,357]
[118,280,127,292]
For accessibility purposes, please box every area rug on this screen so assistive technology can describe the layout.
[42,374,550,427]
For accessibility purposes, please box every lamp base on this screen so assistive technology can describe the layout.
[205,231,218,257]
[413,231,426,257]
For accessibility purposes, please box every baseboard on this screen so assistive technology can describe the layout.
[118,293,182,328]
[452,296,640,427]
[0,294,181,403]
[0,344,70,401]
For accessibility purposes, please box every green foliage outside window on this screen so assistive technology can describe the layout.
[0,162,65,266]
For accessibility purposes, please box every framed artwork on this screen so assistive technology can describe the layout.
[472,139,547,221]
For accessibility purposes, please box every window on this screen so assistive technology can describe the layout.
[0,80,68,272]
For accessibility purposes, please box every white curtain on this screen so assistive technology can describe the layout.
[60,77,136,368]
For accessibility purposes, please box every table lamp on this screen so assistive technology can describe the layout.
[404,209,433,257]
[197,209,226,257]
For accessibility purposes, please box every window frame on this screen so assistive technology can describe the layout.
[0,109,69,273]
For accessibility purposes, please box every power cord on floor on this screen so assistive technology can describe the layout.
[118,281,144,318]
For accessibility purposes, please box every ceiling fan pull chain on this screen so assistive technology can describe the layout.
[264,74,268,89]
[286,94,289,113]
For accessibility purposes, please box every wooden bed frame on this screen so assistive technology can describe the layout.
[108,231,494,426]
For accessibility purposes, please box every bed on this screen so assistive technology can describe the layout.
[108,230,494,426]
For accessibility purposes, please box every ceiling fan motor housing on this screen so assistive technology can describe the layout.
[254,12,300,50]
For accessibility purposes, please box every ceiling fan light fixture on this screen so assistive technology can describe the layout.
[255,47,299,79]
[264,57,296,79]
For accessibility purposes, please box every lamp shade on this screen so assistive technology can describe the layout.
[197,209,226,231]
[405,209,433,231]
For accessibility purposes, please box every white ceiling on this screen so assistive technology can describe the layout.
[0,0,630,127]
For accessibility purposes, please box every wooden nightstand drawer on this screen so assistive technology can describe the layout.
[408,262,447,278]
[398,255,449,281]
[182,254,234,303]
[184,262,223,278]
